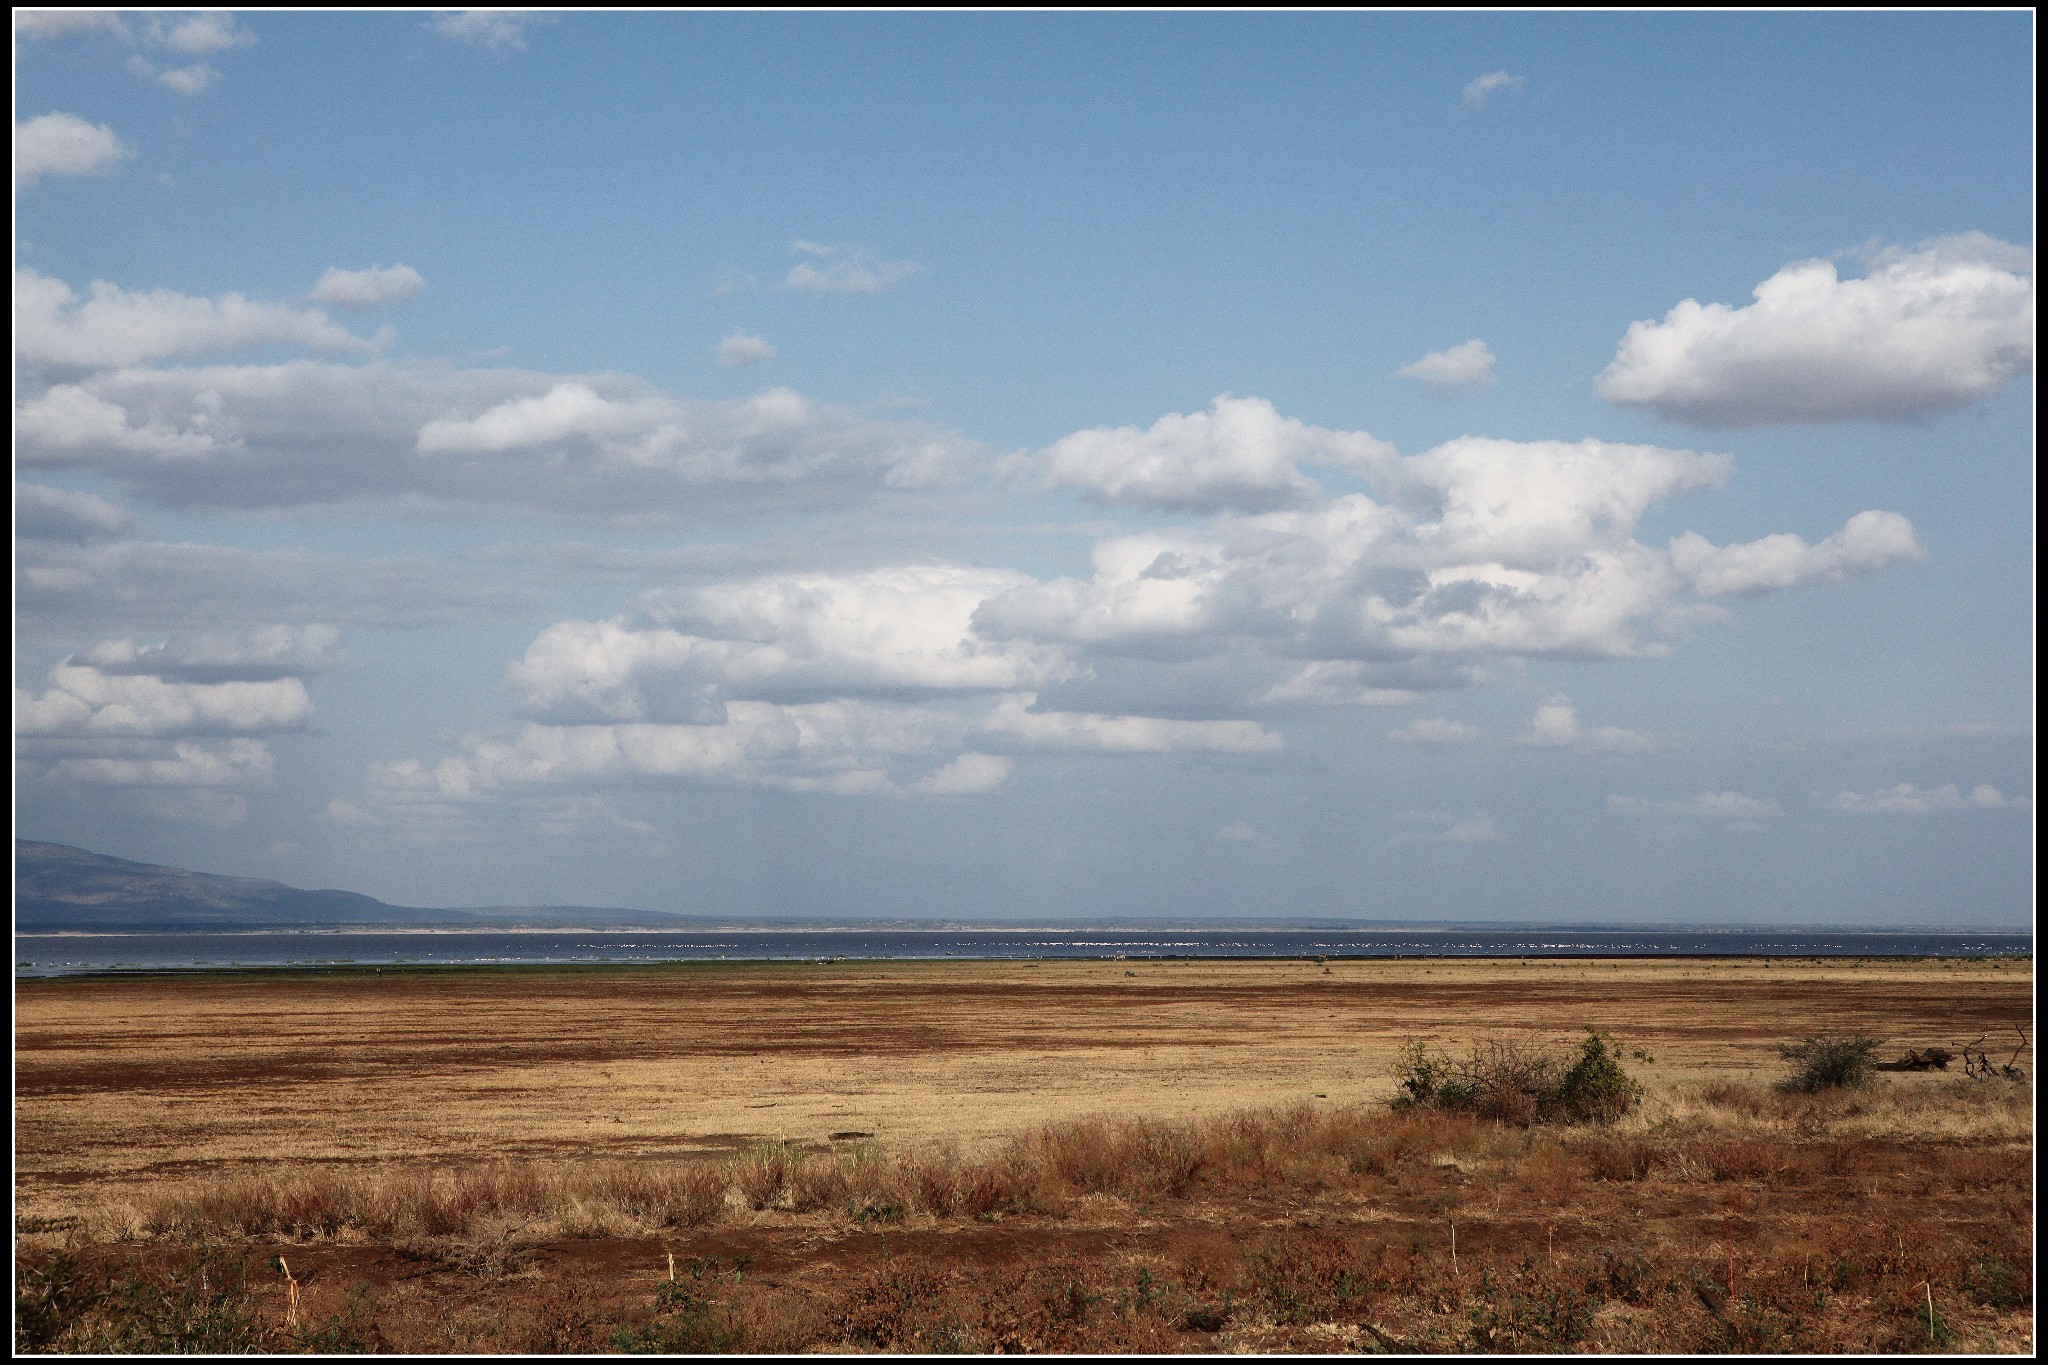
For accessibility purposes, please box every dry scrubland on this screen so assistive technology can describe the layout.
[13,955,2034,1353]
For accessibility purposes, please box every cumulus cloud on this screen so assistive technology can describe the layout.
[1670,510,1924,597]
[1599,234,2035,425]
[1261,662,1427,708]
[983,434,1740,666]
[366,701,977,808]
[430,10,554,52]
[15,484,134,542]
[714,330,775,366]
[977,694,1281,754]
[17,360,981,517]
[363,687,1278,814]
[1827,782,2029,814]
[1398,340,1497,394]
[377,562,1283,808]
[126,56,220,95]
[310,265,425,309]
[74,625,344,683]
[145,11,256,55]
[15,268,376,370]
[1518,696,1656,754]
[14,12,132,40]
[15,112,126,187]
[15,384,224,460]
[416,381,973,501]
[1387,716,1480,745]
[15,657,313,738]
[914,752,1012,796]
[510,566,1075,721]
[43,737,274,788]
[1461,71,1524,110]
[782,241,920,294]
[1022,394,1396,513]
[1607,791,1779,820]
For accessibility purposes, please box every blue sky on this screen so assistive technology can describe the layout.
[14,11,2034,925]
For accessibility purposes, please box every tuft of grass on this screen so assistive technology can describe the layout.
[1777,1033,1885,1093]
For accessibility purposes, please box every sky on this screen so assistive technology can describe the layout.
[12,10,2034,926]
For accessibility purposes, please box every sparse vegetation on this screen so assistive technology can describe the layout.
[1778,1033,1886,1093]
[16,1076,2031,1353]
[16,958,2031,1353]
[1392,1029,1641,1124]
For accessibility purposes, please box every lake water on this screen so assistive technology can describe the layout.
[13,927,2031,976]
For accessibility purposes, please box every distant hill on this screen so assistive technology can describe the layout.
[13,841,704,932]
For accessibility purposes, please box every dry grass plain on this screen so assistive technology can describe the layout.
[14,955,2035,1353]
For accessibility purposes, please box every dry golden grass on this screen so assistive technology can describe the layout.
[14,956,2033,1353]
[18,1079,2033,1353]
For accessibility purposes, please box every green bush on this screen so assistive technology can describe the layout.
[1776,1033,1884,1093]
[1549,1030,1642,1123]
[1390,1030,1640,1125]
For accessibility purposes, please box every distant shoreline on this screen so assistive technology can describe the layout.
[16,924,2034,937]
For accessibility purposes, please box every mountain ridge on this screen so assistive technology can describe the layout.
[13,840,709,931]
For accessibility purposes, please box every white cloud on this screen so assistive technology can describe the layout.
[1387,716,1480,745]
[18,360,980,518]
[15,658,313,738]
[715,330,776,367]
[982,433,1741,666]
[1397,810,1505,843]
[1598,234,2035,425]
[429,10,553,52]
[310,265,425,309]
[1518,696,1656,754]
[14,112,126,187]
[1671,510,1923,597]
[1216,821,1263,843]
[14,12,131,41]
[44,737,274,788]
[1607,791,1779,820]
[21,11,252,93]
[15,384,224,460]
[146,12,256,55]
[1398,339,1497,394]
[15,484,133,542]
[75,625,344,683]
[365,701,974,808]
[415,382,971,493]
[1461,71,1524,110]
[127,56,220,95]
[1022,393,1395,513]
[782,241,920,294]
[375,663,1279,814]
[1261,662,1424,708]
[977,693,1281,754]
[915,752,1012,796]
[1828,783,2029,814]
[510,566,1076,721]
[15,268,376,370]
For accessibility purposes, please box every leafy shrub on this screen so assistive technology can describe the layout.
[1548,1030,1643,1123]
[1776,1034,1884,1093]
[1391,1030,1640,1125]
[612,1257,749,1354]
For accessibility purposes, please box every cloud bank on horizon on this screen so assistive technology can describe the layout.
[12,13,2032,925]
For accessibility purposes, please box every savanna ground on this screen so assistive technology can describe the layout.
[14,955,2034,1353]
